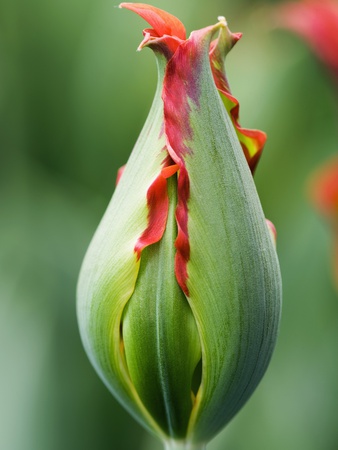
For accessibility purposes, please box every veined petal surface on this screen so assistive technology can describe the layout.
[77,55,171,437]
[123,176,201,439]
[162,21,281,443]
[78,4,282,447]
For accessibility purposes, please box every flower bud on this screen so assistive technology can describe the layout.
[77,4,282,448]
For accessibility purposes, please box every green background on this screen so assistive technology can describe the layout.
[1,0,337,449]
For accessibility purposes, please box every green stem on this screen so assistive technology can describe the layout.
[164,441,206,450]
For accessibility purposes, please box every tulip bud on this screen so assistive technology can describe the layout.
[77,4,282,449]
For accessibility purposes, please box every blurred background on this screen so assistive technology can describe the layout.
[1,0,338,449]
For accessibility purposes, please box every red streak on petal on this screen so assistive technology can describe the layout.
[116,164,126,186]
[163,26,216,296]
[210,39,267,174]
[134,172,169,260]
[162,37,201,296]
[174,166,190,296]
[120,3,186,40]
[163,31,210,159]
[139,31,183,55]
[134,155,178,259]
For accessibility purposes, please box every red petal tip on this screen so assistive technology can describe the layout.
[161,164,179,179]
[116,164,126,186]
[233,32,243,42]
[120,3,186,40]
[266,219,277,245]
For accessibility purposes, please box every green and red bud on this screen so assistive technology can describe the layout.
[77,4,282,448]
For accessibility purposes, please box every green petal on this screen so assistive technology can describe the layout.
[161,22,281,443]
[186,33,281,444]
[123,176,201,439]
[77,56,170,437]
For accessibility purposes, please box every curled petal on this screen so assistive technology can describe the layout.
[210,24,267,173]
[120,3,185,54]
[134,173,168,259]
[119,3,186,40]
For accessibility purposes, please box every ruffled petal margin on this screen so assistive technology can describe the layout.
[210,26,267,173]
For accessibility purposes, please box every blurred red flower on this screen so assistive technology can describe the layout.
[275,0,338,289]
[275,0,338,80]
[309,156,338,289]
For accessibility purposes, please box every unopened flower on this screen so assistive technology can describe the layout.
[77,4,282,449]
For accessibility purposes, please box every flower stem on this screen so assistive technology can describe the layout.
[164,441,206,450]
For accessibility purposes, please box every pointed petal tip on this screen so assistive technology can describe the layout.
[266,219,277,247]
[119,2,186,40]
[119,2,132,8]
[116,164,126,186]
[217,16,228,25]
[215,15,242,41]
[233,32,243,41]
